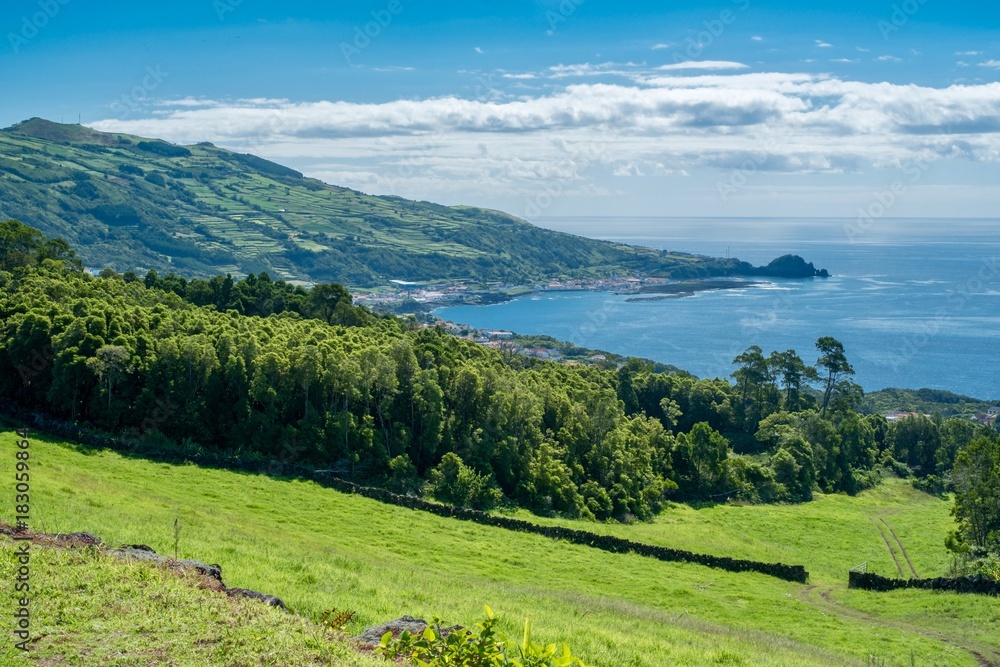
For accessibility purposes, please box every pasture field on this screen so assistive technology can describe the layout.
[1,427,995,667]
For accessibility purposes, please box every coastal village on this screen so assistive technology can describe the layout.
[430,323,609,367]
[884,408,998,426]
[350,275,666,311]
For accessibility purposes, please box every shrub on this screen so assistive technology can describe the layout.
[429,453,503,511]
[376,606,586,667]
[137,141,191,157]
[388,455,422,495]
[912,474,946,496]
[118,164,145,177]
[144,172,166,187]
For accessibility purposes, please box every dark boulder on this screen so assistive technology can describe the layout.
[227,588,286,609]
[356,616,429,647]
[111,545,223,582]
[355,616,463,648]
[54,532,103,547]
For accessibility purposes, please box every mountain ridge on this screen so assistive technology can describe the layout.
[0,118,826,287]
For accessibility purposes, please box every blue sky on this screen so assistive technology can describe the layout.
[3,0,1000,219]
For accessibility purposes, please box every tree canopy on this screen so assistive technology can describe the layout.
[1,220,995,526]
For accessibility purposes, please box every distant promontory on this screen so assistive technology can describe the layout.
[751,254,831,279]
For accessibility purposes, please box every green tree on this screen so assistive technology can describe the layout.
[429,452,502,510]
[307,282,352,324]
[769,349,817,411]
[86,345,132,423]
[776,435,816,501]
[732,345,770,432]
[951,436,1000,551]
[675,422,729,498]
[0,219,45,271]
[814,337,854,418]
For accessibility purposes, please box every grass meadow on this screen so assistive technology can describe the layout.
[2,427,996,667]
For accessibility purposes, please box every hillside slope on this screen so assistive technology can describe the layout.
[4,427,994,667]
[0,118,764,287]
[0,531,381,666]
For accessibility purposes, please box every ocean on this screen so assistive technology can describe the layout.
[434,218,1000,399]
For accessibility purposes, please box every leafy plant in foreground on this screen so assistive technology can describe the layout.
[376,606,585,667]
[319,608,357,634]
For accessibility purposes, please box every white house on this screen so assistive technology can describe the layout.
[988,406,1000,416]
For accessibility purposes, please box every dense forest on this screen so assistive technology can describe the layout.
[1,219,997,571]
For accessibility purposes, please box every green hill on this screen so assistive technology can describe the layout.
[0,118,763,287]
[862,387,999,417]
[3,427,997,667]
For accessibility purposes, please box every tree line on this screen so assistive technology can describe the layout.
[1,219,998,562]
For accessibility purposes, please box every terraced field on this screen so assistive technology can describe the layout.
[0,118,741,286]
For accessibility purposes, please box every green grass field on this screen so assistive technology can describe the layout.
[2,427,996,667]
[0,542,382,666]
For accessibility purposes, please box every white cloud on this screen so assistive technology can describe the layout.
[957,51,982,56]
[751,36,763,42]
[612,161,643,177]
[89,72,1000,204]
[831,58,859,64]
[816,40,833,48]
[152,97,223,108]
[876,55,903,63]
[475,47,484,54]
[651,43,672,50]
[657,61,748,71]
[979,60,1000,69]
[547,62,634,78]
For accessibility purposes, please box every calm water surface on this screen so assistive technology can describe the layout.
[435,218,1000,399]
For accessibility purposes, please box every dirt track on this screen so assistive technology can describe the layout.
[797,584,999,667]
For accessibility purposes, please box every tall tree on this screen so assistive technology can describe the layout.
[951,436,1000,551]
[769,349,817,411]
[307,283,352,324]
[732,345,769,431]
[87,345,131,413]
[815,337,854,418]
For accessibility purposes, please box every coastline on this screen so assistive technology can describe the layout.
[624,279,766,302]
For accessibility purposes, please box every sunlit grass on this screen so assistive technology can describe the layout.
[0,540,383,666]
[1,427,990,667]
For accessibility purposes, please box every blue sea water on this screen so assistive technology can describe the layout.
[434,218,1000,399]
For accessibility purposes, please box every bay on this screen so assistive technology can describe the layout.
[434,218,1000,399]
